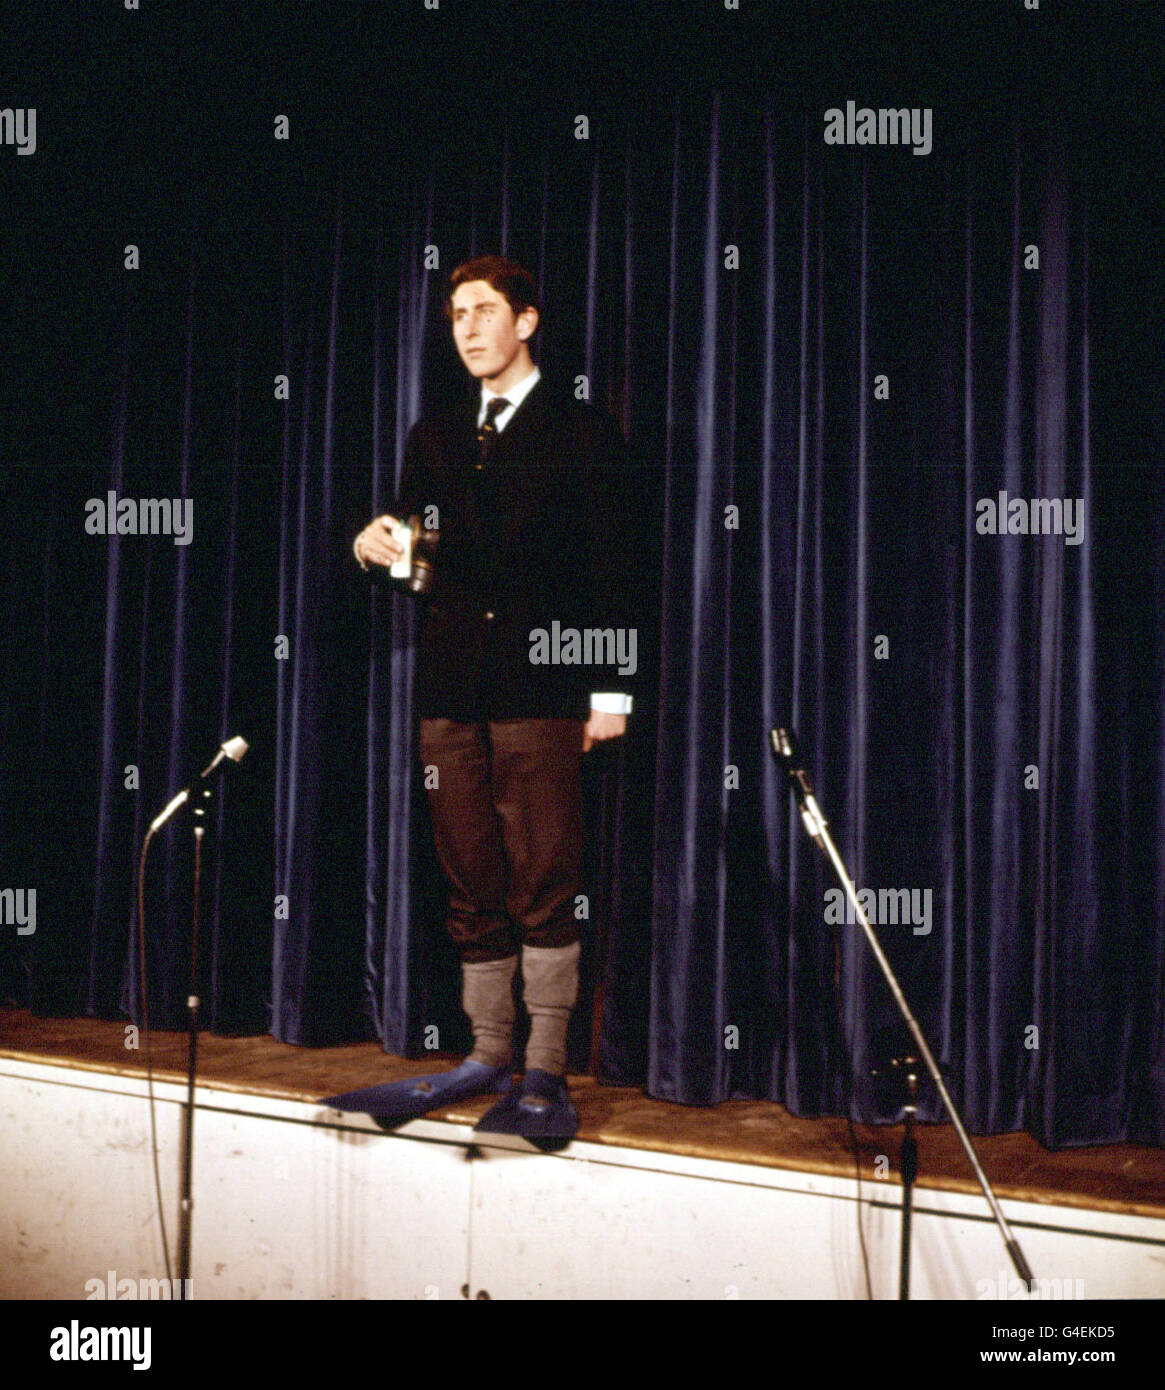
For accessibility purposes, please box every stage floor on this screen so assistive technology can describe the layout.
[1,1007,1162,1222]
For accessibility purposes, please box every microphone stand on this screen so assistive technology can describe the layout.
[142,737,247,1301]
[895,1055,919,1300]
[769,729,1035,1294]
[176,786,209,1300]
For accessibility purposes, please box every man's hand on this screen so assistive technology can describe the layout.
[354,515,404,569]
[582,711,627,752]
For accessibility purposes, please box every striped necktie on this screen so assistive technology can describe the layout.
[476,396,511,468]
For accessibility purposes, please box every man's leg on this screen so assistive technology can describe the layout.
[418,719,520,1067]
[488,717,584,1080]
[323,720,522,1119]
[460,955,517,1068]
[520,940,581,1076]
[470,718,585,1141]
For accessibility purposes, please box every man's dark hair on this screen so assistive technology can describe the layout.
[444,255,540,328]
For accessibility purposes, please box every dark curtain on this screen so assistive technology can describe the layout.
[1,3,1160,1147]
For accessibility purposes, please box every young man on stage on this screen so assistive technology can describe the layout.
[345,255,636,1141]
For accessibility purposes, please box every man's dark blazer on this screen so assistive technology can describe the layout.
[387,374,638,721]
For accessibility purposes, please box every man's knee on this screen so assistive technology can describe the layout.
[523,917,583,951]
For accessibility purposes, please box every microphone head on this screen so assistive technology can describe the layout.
[222,736,249,763]
[770,727,796,762]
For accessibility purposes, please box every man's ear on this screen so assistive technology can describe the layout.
[516,306,539,341]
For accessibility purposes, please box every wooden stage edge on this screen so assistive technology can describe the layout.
[2,1007,1163,1221]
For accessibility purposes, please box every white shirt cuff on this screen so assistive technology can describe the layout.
[589,693,632,715]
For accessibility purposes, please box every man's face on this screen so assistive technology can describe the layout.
[450,280,537,382]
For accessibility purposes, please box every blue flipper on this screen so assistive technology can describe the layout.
[321,1059,512,1122]
[473,1068,579,1149]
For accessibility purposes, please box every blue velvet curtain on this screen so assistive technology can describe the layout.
[1,3,1159,1148]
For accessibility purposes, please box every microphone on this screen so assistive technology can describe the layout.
[149,736,249,832]
[769,727,827,850]
[199,735,249,780]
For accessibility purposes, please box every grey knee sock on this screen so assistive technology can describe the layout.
[462,955,518,1068]
[521,941,581,1077]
